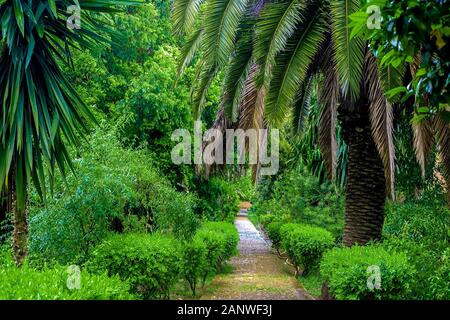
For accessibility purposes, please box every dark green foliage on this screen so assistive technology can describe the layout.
[252,163,344,237]
[28,126,199,265]
[382,201,449,299]
[320,245,415,300]
[352,0,450,116]
[87,233,182,299]
[0,249,132,300]
[196,177,240,223]
[280,223,334,275]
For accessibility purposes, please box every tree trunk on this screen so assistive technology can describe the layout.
[340,106,386,246]
[9,164,28,266]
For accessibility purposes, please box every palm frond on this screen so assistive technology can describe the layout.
[177,27,204,77]
[172,0,205,35]
[412,118,434,178]
[317,45,339,180]
[221,17,255,122]
[365,51,396,198]
[433,113,450,192]
[202,0,249,67]
[330,0,365,103]
[0,0,136,210]
[254,0,306,88]
[265,7,326,126]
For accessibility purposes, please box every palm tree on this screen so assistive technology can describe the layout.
[173,0,402,245]
[0,0,135,265]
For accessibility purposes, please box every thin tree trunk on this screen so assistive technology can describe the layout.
[9,163,28,266]
[340,106,386,246]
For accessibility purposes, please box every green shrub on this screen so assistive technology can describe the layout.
[0,251,132,300]
[429,248,450,300]
[87,233,182,299]
[280,223,334,275]
[195,177,240,223]
[320,245,415,300]
[259,214,276,227]
[251,164,344,237]
[181,238,208,296]
[29,126,199,265]
[193,229,225,286]
[384,201,449,244]
[201,221,239,261]
[383,237,448,299]
[266,221,285,249]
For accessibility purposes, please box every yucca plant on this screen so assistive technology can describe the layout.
[173,0,403,245]
[0,0,136,265]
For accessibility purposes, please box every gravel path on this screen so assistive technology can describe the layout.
[201,210,313,300]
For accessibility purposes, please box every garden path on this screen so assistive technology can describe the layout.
[200,205,313,300]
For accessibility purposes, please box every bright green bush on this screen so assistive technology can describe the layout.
[266,221,285,249]
[193,229,226,286]
[320,245,415,300]
[0,251,132,300]
[201,221,239,261]
[87,233,182,299]
[280,223,334,275]
[181,238,208,296]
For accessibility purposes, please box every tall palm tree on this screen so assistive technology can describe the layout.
[173,0,401,245]
[0,0,135,265]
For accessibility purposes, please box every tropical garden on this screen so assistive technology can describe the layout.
[0,0,448,300]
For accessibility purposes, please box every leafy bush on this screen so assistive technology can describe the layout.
[0,250,132,300]
[193,229,226,286]
[201,221,239,261]
[87,233,182,299]
[429,248,450,300]
[181,238,208,296]
[182,222,238,291]
[266,221,285,249]
[383,237,448,299]
[382,200,449,299]
[384,201,449,245]
[320,245,415,300]
[251,164,344,237]
[29,126,199,265]
[196,177,240,222]
[280,223,334,275]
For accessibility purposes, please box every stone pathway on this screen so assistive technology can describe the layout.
[201,208,313,300]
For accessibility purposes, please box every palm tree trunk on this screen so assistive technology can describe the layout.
[340,106,386,246]
[9,164,28,266]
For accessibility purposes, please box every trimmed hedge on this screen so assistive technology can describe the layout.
[87,233,182,299]
[187,221,239,289]
[320,245,415,300]
[280,223,334,275]
[266,221,284,249]
[202,221,239,260]
[0,252,132,300]
[181,237,208,296]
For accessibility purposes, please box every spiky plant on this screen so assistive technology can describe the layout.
[173,0,403,245]
[0,0,136,265]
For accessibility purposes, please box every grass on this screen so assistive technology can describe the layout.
[297,272,324,298]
